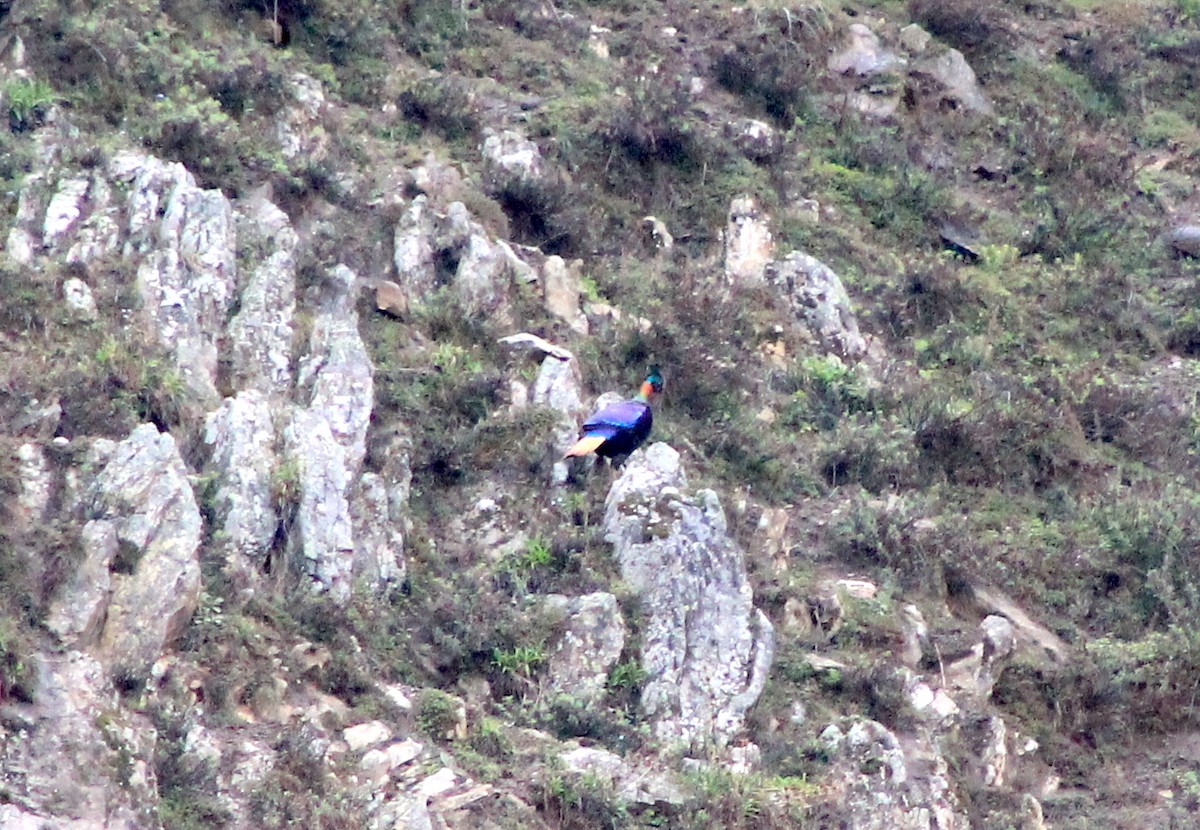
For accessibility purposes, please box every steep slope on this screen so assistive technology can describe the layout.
[1,0,1200,828]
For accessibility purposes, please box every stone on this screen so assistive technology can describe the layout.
[766,252,868,359]
[275,72,329,161]
[543,592,626,702]
[912,48,994,115]
[604,443,775,748]
[62,276,98,320]
[204,391,278,592]
[228,195,297,397]
[818,718,964,829]
[900,23,932,54]
[344,721,393,751]
[82,424,203,672]
[828,23,907,77]
[532,353,586,484]
[116,152,238,408]
[1166,225,1200,257]
[559,745,686,805]
[480,129,545,190]
[393,195,439,301]
[727,118,779,162]
[724,195,774,285]
[542,255,588,334]
[15,442,52,532]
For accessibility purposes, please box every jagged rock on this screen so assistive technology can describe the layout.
[15,442,51,532]
[543,592,626,703]
[900,23,932,54]
[900,604,930,667]
[115,152,239,407]
[75,424,203,672]
[351,464,410,590]
[345,721,394,751]
[604,443,775,749]
[642,215,674,251]
[62,276,98,320]
[394,195,439,301]
[204,390,278,594]
[296,264,373,473]
[393,195,527,317]
[727,118,780,162]
[285,408,356,601]
[912,48,994,115]
[0,651,158,829]
[766,252,868,360]
[724,195,774,284]
[1166,225,1200,257]
[228,195,297,397]
[542,255,588,334]
[13,397,62,440]
[969,714,1008,788]
[819,718,964,829]
[531,352,585,484]
[559,745,687,804]
[480,129,545,190]
[453,227,513,315]
[276,72,329,161]
[828,23,907,76]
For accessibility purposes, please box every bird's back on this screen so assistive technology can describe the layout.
[583,399,652,457]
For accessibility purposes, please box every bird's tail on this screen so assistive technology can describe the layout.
[564,435,606,458]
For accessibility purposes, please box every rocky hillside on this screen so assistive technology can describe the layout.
[2,0,1200,828]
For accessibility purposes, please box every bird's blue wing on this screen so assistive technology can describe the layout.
[583,401,648,434]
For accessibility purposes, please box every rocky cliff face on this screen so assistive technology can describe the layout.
[1,1,1200,828]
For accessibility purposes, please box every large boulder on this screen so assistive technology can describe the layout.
[46,424,202,673]
[603,444,774,749]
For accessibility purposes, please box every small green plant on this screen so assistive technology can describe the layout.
[4,77,57,132]
[270,457,303,512]
[607,660,647,691]
[491,645,545,679]
[416,689,464,739]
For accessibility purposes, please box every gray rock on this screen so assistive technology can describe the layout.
[352,465,410,591]
[542,255,588,334]
[1166,225,1200,257]
[543,592,626,702]
[819,718,964,829]
[62,276,98,320]
[83,424,203,672]
[275,72,328,161]
[766,252,867,359]
[532,353,585,484]
[828,23,907,77]
[0,651,157,829]
[295,264,373,473]
[480,129,545,190]
[727,118,780,162]
[228,196,297,397]
[559,744,686,804]
[393,195,439,302]
[204,390,279,593]
[15,442,52,533]
[724,195,774,285]
[912,48,994,115]
[604,444,774,748]
[112,151,238,407]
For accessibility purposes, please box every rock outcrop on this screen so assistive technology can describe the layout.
[603,443,775,750]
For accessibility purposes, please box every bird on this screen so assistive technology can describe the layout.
[564,368,663,462]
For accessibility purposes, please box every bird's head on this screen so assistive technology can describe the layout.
[639,367,664,401]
